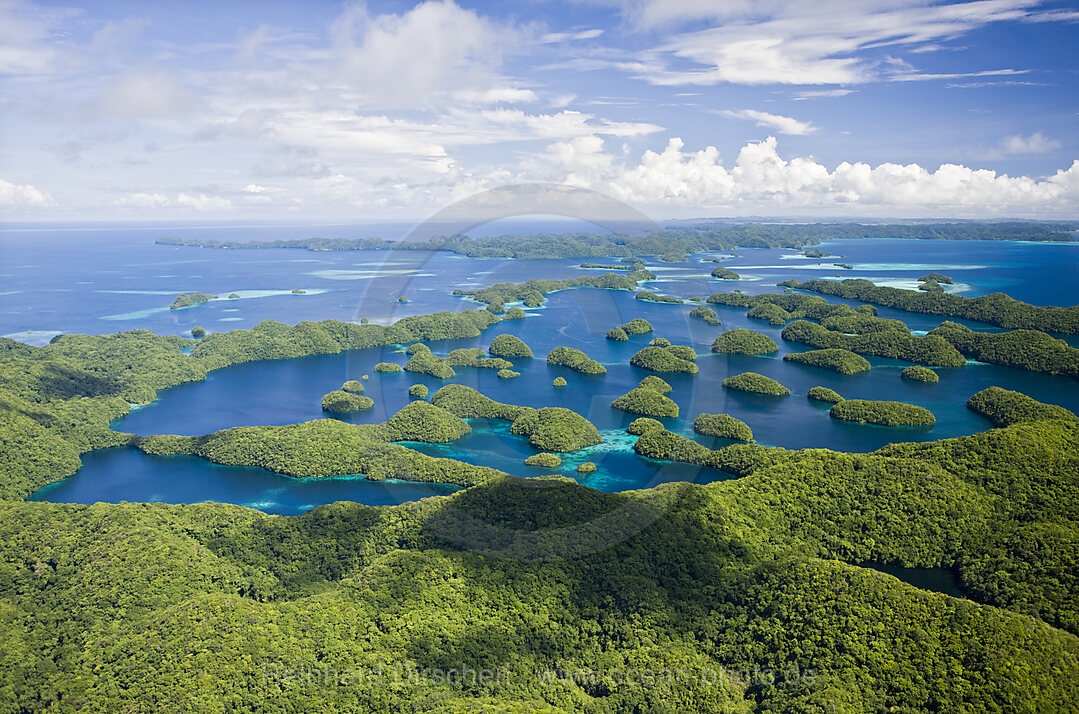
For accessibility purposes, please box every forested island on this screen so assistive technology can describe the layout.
[3,282,1079,711]
[156,221,1077,259]
[169,291,217,309]
[454,270,655,312]
[785,277,1079,334]
[829,399,936,427]
[783,348,871,374]
[722,372,791,395]
[710,328,779,355]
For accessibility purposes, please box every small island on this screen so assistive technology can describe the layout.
[918,279,945,292]
[373,362,403,373]
[547,346,606,375]
[722,372,790,396]
[659,252,686,262]
[552,377,567,387]
[430,384,532,421]
[919,273,954,284]
[169,292,217,310]
[689,305,721,326]
[627,417,665,435]
[901,365,939,383]
[630,345,699,374]
[783,348,871,374]
[611,386,680,418]
[191,326,206,339]
[966,386,1077,427]
[503,306,527,319]
[638,375,672,393]
[497,368,520,379]
[621,318,653,335]
[488,334,533,359]
[711,267,740,280]
[830,399,935,426]
[711,328,779,355]
[525,453,562,468]
[606,327,628,341]
[510,407,602,452]
[635,290,683,304]
[397,296,409,302]
[228,293,239,299]
[577,462,597,473]
[404,351,456,379]
[342,380,365,393]
[747,303,792,326]
[693,413,753,442]
[321,389,374,412]
[807,386,844,403]
[408,384,429,398]
[291,289,306,294]
[377,400,471,443]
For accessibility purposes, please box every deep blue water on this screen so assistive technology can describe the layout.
[5,222,1077,515]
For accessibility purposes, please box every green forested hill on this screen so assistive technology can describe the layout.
[1,411,1078,711]
[2,314,1079,711]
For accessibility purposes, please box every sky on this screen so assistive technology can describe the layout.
[1,0,1078,222]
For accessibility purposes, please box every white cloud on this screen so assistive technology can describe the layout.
[454,88,538,104]
[719,109,816,135]
[542,28,605,42]
[1001,132,1061,155]
[330,0,524,107]
[618,1,1047,86]
[528,135,1079,216]
[890,68,1030,82]
[176,193,233,211]
[793,89,855,100]
[114,192,169,208]
[0,0,78,75]
[0,177,52,207]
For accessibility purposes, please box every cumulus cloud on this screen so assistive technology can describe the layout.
[0,177,52,207]
[1000,132,1061,155]
[330,0,523,107]
[719,109,816,135]
[531,135,1079,216]
[176,193,233,210]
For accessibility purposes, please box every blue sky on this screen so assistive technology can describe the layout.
[1,0,1077,220]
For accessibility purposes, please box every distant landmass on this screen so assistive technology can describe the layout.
[156,222,1077,260]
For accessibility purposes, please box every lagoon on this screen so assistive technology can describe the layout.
[7,224,1077,513]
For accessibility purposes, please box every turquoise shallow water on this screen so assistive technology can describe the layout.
[5,224,1077,515]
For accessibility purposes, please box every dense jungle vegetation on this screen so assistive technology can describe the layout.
[787,277,1079,334]
[3,288,1079,711]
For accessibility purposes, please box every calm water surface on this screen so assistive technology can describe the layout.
[5,223,1076,515]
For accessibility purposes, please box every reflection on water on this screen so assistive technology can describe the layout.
[859,561,966,599]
